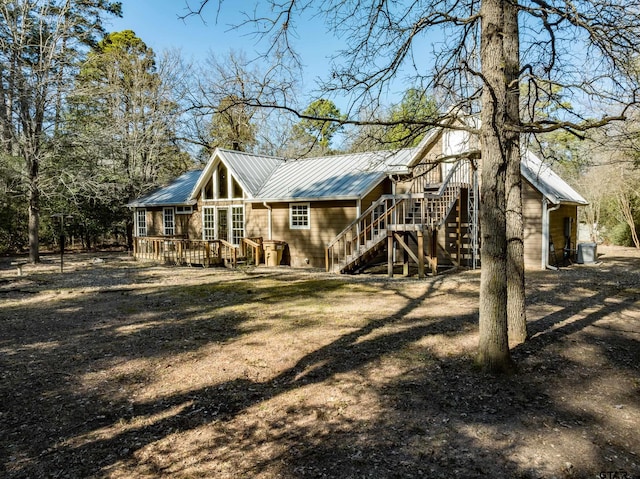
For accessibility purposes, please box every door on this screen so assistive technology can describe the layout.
[217,207,229,242]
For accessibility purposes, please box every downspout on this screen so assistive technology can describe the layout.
[263,202,272,240]
[542,198,561,270]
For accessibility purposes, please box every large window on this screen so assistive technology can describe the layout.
[203,207,215,240]
[203,206,244,244]
[163,208,175,236]
[290,203,310,230]
[231,206,244,245]
[136,209,147,237]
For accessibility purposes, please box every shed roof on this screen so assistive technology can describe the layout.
[521,151,588,205]
[126,170,202,207]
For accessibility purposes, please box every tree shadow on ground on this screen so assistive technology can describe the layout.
[1,250,639,478]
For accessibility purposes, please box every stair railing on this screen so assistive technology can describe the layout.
[326,194,407,272]
[325,159,473,273]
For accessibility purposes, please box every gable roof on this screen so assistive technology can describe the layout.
[521,151,588,205]
[189,149,283,201]
[127,131,586,209]
[253,149,416,202]
[126,169,202,207]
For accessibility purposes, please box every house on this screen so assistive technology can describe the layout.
[127,127,587,275]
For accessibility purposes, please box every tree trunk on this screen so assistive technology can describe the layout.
[477,0,514,373]
[27,157,40,263]
[504,0,528,345]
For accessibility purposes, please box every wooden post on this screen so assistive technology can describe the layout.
[205,241,211,267]
[403,232,410,277]
[417,230,425,279]
[325,246,330,272]
[431,228,438,276]
[457,196,462,264]
[387,230,394,278]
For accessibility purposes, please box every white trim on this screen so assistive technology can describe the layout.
[290,202,310,230]
[135,209,147,237]
[163,207,175,236]
[202,206,216,240]
[202,204,245,245]
[231,205,245,245]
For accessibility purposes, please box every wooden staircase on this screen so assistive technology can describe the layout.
[326,160,474,275]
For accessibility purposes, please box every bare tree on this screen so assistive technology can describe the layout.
[0,0,121,262]
[185,0,640,371]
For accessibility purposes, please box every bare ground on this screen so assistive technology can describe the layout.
[0,246,638,479]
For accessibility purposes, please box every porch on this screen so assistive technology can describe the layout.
[132,236,285,268]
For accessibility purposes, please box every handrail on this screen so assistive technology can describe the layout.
[326,159,473,273]
[327,194,405,250]
[241,237,262,265]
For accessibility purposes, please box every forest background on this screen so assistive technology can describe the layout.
[1,0,639,256]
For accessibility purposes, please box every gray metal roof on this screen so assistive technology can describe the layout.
[253,150,414,201]
[126,169,202,207]
[521,151,588,205]
[218,149,283,196]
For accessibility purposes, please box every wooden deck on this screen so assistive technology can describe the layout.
[133,237,264,267]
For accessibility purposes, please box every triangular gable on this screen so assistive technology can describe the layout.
[189,148,283,201]
[127,169,202,207]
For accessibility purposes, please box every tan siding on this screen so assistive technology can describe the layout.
[147,209,163,236]
[245,203,269,238]
[396,137,444,194]
[361,179,389,210]
[267,201,357,268]
[523,180,543,269]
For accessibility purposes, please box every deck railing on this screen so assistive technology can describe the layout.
[133,236,241,267]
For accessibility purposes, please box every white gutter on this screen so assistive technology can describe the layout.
[263,202,272,240]
[541,198,561,270]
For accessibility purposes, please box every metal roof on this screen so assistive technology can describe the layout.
[521,151,588,205]
[126,170,202,207]
[218,149,283,196]
[253,149,414,202]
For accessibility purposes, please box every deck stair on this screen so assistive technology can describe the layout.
[326,160,471,274]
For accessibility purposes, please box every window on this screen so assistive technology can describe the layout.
[290,203,310,229]
[163,208,175,236]
[136,209,147,237]
[231,206,244,245]
[232,178,243,199]
[176,205,193,214]
[218,164,228,199]
[203,207,215,240]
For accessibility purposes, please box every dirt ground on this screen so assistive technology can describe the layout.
[0,245,638,479]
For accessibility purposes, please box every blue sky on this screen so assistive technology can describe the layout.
[108,0,344,93]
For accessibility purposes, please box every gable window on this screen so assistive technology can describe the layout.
[290,203,310,230]
[218,163,228,199]
[136,209,147,237]
[232,177,243,199]
[163,207,175,236]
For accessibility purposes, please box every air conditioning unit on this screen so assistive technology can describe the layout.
[577,242,597,264]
